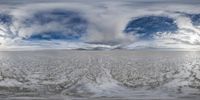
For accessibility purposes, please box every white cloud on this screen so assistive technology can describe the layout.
[0,0,200,50]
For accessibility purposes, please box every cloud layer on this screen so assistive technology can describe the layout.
[0,0,200,50]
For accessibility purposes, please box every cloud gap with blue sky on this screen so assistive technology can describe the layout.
[0,0,200,50]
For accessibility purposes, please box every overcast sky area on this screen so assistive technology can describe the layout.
[0,0,199,4]
[0,0,200,50]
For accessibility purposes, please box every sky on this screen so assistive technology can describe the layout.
[0,0,200,50]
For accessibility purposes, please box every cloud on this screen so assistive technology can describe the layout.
[0,0,200,50]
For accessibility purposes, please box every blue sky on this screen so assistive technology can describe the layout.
[0,0,200,50]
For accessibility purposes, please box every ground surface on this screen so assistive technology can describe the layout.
[0,50,200,100]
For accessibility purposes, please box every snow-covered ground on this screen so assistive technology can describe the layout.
[0,50,200,100]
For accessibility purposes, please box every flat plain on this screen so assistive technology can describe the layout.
[0,50,200,100]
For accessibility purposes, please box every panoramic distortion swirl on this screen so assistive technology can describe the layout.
[124,16,178,40]
[188,14,200,26]
[23,10,88,41]
[0,1,200,50]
